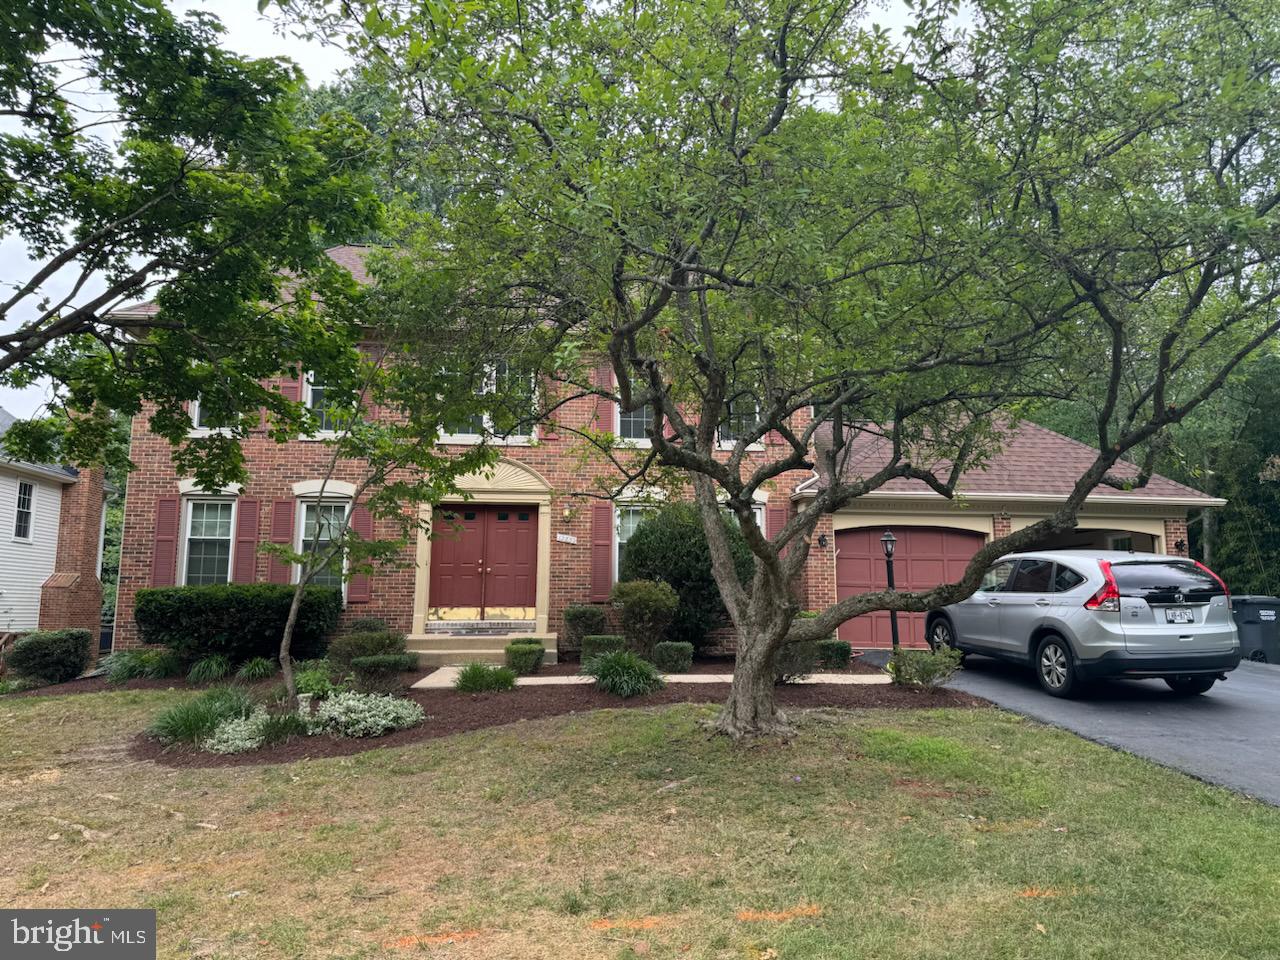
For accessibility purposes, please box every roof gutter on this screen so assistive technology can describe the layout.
[789,486,1227,509]
[2,459,78,484]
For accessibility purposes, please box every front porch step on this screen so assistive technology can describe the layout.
[408,632,558,668]
[424,619,535,636]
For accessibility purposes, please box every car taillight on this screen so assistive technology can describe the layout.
[1085,559,1121,611]
[1195,560,1231,612]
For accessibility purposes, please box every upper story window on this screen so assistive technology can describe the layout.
[300,500,348,590]
[442,360,536,443]
[618,402,654,444]
[184,499,234,585]
[718,398,761,446]
[188,397,233,433]
[304,374,340,435]
[13,480,33,540]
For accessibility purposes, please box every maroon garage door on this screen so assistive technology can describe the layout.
[835,526,985,647]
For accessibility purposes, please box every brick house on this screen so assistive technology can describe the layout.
[0,406,109,638]
[110,247,1222,662]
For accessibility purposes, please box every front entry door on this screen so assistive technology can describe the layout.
[429,505,538,618]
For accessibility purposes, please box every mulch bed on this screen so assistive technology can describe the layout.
[540,655,883,676]
[130,681,987,769]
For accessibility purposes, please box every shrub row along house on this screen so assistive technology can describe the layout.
[0,406,109,639]
[110,247,1221,663]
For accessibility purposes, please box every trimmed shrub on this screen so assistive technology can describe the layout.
[889,647,963,690]
[149,687,253,745]
[583,650,665,698]
[610,580,678,657]
[5,629,92,684]
[651,641,694,674]
[454,662,517,693]
[817,638,852,670]
[504,641,545,675]
[581,634,625,662]
[236,656,278,682]
[563,604,610,650]
[344,616,389,633]
[328,630,406,672]
[311,691,424,738]
[774,640,819,683]
[102,648,183,684]
[349,653,418,694]
[187,654,231,684]
[619,503,756,649]
[134,584,341,664]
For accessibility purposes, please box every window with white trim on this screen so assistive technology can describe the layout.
[718,398,761,445]
[13,481,33,540]
[615,504,655,580]
[618,401,654,443]
[304,374,340,434]
[183,499,234,585]
[442,360,536,442]
[300,500,349,589]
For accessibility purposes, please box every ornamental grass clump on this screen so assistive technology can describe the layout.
[149,687,253,745]
[583,650,665,698]
[454,662,518,692]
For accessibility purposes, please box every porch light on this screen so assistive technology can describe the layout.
[880,529,897,559]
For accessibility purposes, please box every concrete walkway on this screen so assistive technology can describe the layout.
[413,666,890,690]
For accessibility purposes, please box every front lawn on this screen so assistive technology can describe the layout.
[2,690,1278,959]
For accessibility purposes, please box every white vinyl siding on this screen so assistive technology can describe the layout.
[0,468,62,631]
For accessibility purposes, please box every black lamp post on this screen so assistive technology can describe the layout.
[881,530,901,652]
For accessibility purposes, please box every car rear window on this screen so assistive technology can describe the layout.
[1110,561,1223,601]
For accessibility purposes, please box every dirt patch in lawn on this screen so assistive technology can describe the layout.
[131,681,987,768]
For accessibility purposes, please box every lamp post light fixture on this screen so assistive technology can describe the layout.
[881,530,901,652]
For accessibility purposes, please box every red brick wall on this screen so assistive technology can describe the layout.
[993,514,1013,539]
[1164,517,1189,556]
[114,387,818,650]
[38,467,104,642]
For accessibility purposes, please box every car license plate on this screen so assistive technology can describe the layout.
[1166,608,1195,624]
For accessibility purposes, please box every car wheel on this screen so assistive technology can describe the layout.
[1035,635,1079,697]
[928,618,965,661]
[1247,650,1268,663]
[1165,675,1217,696]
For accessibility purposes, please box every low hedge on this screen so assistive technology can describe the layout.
[774,639,819,683]
[349,653,418,693]
[329,630,406,672]
[563,604,610,649]
[581,634,625,661]
[134,584,341,664]
[5,629,93,684]
[817,638,852,669]
[504,641,545,675]
[651,640,694,673]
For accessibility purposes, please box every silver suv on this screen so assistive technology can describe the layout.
[926,550,1241,697]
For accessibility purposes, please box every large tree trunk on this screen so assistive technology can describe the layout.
[715,628,792,738]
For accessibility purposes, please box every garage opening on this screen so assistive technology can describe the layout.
[835,526,985,648]
[1022,528,1158,552]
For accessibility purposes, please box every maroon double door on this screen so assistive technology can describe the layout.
[835,525,984,647]
[429,505,538,615]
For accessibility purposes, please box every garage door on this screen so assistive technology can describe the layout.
[835,526,985,647]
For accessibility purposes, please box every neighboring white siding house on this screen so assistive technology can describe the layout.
[0,465,63,632]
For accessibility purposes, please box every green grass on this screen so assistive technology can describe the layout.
[1,691,1279,959]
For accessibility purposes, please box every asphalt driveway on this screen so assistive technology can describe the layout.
[947,655,1280,805]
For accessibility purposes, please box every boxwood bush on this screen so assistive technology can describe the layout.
[134,584,341,664]
[563,604,610,650]
[610,579,678,657]
[5,629,93,684]
[349,653,417,693]
[817,638,852,669]
[504,641,545,675]
[618,503,755,650]
[581,634,625,662]
[328,630,406,672]
[651,640,694,673]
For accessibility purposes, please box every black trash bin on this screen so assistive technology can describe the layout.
[1231,596,1280,663]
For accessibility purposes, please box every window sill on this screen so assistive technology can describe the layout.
[298,431,342,442]
[440,434,536,446]
[616,437,652,449]
[187,427,233,438]
[716,441,764,452]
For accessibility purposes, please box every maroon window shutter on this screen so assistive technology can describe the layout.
[232,498,261,583]
[594,362,614,431]
[266,499,295,584]
[278,373,303,403]
[766,504,788,540]
[346,504,374,603]
[589,501,614,601]
[151,496,181,587]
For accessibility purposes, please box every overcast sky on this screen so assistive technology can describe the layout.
[1,0,925,422]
